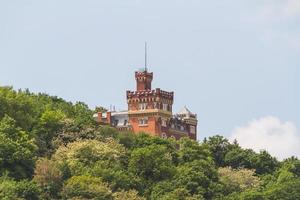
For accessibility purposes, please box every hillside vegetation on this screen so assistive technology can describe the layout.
[0,86,300,200]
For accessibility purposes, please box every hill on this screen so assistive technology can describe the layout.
[0,86,299,200]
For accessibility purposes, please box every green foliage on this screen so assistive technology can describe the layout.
[113,190,145,200]
[0,176,40,200]
[252,150,279,175]
[95,106,108,113]
[264,179,300,200]
[224,147,255,169]
[178,137,211,163]
[52,121,117,151]
[224,147,279,175]
[218,167,261,195]
[33,158,63,199]
[0,87,36,131]
[72,102,95,127]
[0,115,37,179]
[61,175,113,200]
[53,139,127,176]
[278,158,300,179]
[225,190,266,200]
[0,86,299,199]
[34,109,65,156]
[160,188,203,200]
[173,160,219,199]
[151,159,220,199]
[206,135,232,167]
[129,144,175,184]
[117,131,137,149]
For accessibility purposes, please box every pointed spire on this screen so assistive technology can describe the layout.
[178,106,193,115]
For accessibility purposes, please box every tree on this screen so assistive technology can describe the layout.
[225,190,265,200]
[218,167,260,195]
[51,119,112,149]
[252,150,279,175]
[264,179,300,200]
[173,160,220,199]
[95,106,108,113]
[0,176,40,200]
[0,87,36,132]
[34,109,65,156]
[53,139,127,177]
[33,158,63,199]
[113,190,145,200]
[178,137,211,164]
[61,175,113,200]
[0,177,22,200]
[72,102,95,127]
[128,144,175,184]
[131,133,179,165]
[160,188,203,200]
[117,131,137,149]
[224,147,255,169]
[277,159,300,182]
[206,135,232,167]
[224,146,278,175]
[0,115,37,179]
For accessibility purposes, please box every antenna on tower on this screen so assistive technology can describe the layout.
[144,42,148,72]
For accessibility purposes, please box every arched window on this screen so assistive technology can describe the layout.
[161,119,167,127]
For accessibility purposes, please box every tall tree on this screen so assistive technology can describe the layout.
[0,115,37,179]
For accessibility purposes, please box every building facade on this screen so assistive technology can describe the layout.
[94,69,197,140]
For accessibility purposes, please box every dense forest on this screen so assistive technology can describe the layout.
[0,86,300,200]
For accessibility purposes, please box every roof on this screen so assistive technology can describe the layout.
[178,106,193,115]
[111,110,128,116]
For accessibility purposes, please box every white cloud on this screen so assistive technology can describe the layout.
[229,116,300,160]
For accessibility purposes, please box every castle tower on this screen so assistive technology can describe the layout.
[94,43,197,140]
[126,70,174,137]
[135,70,153,91]
[95,68,197,140]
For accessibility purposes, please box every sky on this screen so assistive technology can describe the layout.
[0,0,299,159]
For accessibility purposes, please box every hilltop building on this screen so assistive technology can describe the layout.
[94,69,198,140]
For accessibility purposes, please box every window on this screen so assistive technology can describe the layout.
[162,119,167,127]
[163,103,168,111]
[180,126,185,131]
[161,132,167,139]
[190,126,196,134]
[139,103,147,110]
[124,120,128,126]
[138,118,148,126]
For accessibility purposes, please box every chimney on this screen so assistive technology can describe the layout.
[97,112,103,123]
[107,112,112,125]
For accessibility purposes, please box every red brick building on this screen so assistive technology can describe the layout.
[95,69,197,140]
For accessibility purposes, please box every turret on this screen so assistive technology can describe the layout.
[135,70,153,91]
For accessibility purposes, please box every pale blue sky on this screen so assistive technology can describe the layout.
[0,0,299,141]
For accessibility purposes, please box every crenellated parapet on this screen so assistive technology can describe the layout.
[135,71,153,80]
[127,87,174,113]
[127,88,174,102]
